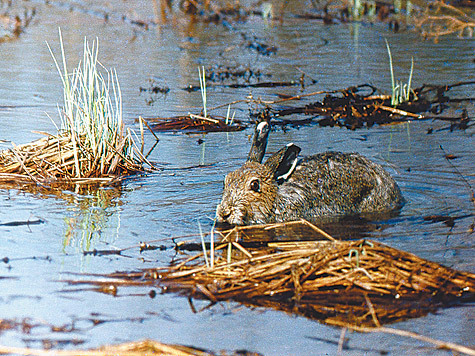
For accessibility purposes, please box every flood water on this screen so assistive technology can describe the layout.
[0,1,474,355]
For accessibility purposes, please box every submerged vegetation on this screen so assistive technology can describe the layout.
[0,1,35,42]
[414,0,475,41]
[0,32,151,187]
[143,79,473,131]
[142,66,246,132]
[30,0,475,44]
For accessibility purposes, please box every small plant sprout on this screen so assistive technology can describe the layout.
[225,104,235,126]
[210,218,216,268]
[385,40,417,107]
[198,66,207,118]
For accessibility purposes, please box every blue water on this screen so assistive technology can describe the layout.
[0,1,474,354]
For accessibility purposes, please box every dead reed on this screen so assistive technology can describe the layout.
[414,0,475,41]
[142,114,246,133]
[0,132,145,186]
[68,221,475,328]
[0,339,219,356]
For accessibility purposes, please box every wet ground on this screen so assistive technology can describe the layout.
[0,0,474,355]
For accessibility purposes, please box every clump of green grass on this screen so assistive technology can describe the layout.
[0,31,148,186]
[385,40,417,107]
[47,30,143,178]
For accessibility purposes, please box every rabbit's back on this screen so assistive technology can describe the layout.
[274,152,403,221]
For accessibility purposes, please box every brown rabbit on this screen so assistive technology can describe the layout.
[216,122,404,225]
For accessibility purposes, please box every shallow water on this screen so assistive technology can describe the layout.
[0,1,474,355]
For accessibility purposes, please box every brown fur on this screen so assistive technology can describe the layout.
[216,151,404,225]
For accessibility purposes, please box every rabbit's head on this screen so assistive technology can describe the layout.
[216,143,301,225]
[216,162,277,225]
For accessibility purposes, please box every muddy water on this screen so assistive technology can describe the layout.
[0,1,474,355]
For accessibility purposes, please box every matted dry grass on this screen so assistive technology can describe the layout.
[0,339,252,356]
[69,220,475,328]
[0,132,148,187]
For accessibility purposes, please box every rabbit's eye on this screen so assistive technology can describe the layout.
[249,179,260,193]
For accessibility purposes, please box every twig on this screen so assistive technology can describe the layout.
[378,105,424,119]
[300,219,337,241]
[206,90,338,113]
[139,116,160,142]
[337,327,347,355]
[332,324,475,356]
[364,293,381,327]
[231,241,253,258]
[188,113,220,124]
[10,143,45,187]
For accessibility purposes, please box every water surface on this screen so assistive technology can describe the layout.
[0,1,474,355]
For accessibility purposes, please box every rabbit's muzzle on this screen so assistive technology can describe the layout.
[216,201,246,226]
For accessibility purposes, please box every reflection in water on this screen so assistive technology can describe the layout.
[216,212,402,241]
[61,186,123,252]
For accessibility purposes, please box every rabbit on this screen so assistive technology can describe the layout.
[216,122,404,225]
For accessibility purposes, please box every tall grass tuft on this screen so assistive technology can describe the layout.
[0,31,147,187]
[47,30,140,178]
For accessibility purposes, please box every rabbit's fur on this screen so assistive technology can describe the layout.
[216,123,404,225]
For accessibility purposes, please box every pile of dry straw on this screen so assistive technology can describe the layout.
[76,220,475,328]
[0,131,146,186]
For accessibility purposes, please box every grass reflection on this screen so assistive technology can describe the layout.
[62,186,123,252]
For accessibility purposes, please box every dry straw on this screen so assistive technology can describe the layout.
[68,220,475,328]
[0,30,151,187]
[0,339,214,356]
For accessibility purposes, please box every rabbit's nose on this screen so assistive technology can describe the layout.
[220,211,231,222]
[219,210,231,221]
[216,205,231,222]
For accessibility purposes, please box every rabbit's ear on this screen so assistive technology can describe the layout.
[247,121,270,163]
[264,143,301,184]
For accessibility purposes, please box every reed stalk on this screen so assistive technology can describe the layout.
[198,66,207,118]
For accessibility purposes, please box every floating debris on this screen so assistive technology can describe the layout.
[415,0,475,41]
[0,338,262,356]
[141,115,246,133]
[0,218,44,227]
[249,82,473,130]
[205,64,270,84]
[0,3,35,42]
[183,80,302,93]
[66,221,475,328]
